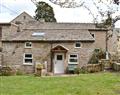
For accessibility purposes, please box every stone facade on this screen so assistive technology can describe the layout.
[89,30,107,50]
[1,11,117,74]
[2,41,94,73]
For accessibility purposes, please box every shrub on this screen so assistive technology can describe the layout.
[74,68,80,74]
[74,67,88,74]
[0,66,15,76]
[36,64,43,70]
[88,49,106,64]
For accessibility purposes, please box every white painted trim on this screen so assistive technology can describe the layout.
[53,44,69,50]
[54,53,65,74]
[25,42,32,48]
[68,53,79,64]
[74,42,82,48]
[23,53,33,65]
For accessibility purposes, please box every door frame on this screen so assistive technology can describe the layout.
[54,53,65,74]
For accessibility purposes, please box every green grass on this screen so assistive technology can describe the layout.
[0,72,120,95]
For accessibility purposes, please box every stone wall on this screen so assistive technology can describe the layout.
[11,12,35,31]
[2,24,18,40]
[2,41,94,73]
[89,30,106,50]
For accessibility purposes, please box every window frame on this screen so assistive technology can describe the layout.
[68,54,78,64]
[23,53,33,65]
[25,42,32,48]
[75,42,82,48]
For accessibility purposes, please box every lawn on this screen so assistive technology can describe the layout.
[0,72,120,95]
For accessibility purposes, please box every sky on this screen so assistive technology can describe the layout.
[0,0,120,28]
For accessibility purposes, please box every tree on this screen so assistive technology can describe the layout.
[34,1,57,22]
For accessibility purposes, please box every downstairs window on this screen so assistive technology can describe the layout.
[23,53,33,65]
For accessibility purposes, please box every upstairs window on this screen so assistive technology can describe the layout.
[23,53,33,65]
[25,42,32,48]
[90,33,95,38]
[23,16,26,20]
[75,42,81,48]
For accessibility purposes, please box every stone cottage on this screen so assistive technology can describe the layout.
[0,12,115,74]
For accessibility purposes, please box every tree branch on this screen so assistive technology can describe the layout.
[113,15,120,24]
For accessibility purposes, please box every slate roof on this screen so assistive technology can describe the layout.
[2,29,95,42]
[24,21,108,30]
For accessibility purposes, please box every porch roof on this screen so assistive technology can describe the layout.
[51,45,68,53]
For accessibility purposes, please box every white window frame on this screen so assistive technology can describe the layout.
[75,42,82,48]
[68,54,78,64]
[25,42,32,48]
[23,53,33,65]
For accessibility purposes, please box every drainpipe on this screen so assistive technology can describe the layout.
[106,30,109,60]
[106,18,115,60]
[50,42,53,72]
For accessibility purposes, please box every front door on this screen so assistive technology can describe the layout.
[54,53,64,74]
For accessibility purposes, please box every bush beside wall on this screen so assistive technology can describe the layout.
[0,66,16,76]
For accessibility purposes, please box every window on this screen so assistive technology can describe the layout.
[57,55,63,60]
[90,33,95,38]
[75,42,81,48]
[25,42,32,48]
[32,32,45,37]
[69,54,78,64]
[24,53,33,65]
[23,16,26,20]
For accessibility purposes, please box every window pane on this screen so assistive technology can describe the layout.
[26,42,32,47]
[75,43,81,47]
[57,55,63,60]
[25,54,32,58]
[91,34,95,38]
[70,55,77,57]
[69,59,77,62]
[25,59,32,63]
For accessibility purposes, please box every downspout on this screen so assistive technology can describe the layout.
[50,42,53,72]
[106,30,109,60]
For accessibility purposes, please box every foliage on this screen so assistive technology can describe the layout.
[1,73,120,95]
[34,1,57,22]
[36,63,43,70]
[0,66,15,76]
[88,49,106,64]
[74,67,88,74]
[114,0,120,5]
[35,63,44,76]
[49,0,120,30]
[16,69,24,75]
